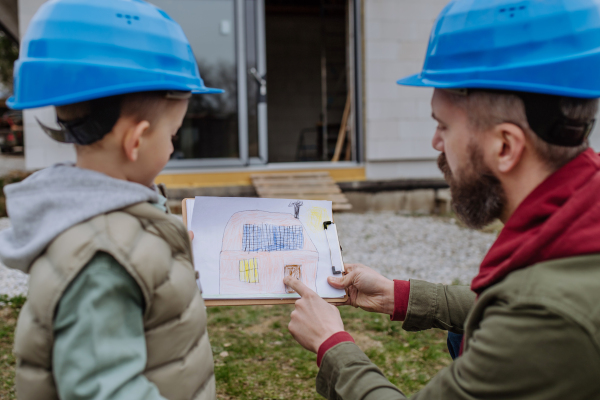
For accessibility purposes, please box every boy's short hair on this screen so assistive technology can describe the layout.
[55,91,185,142]
[447,90,598,170]
[120,91,188,126]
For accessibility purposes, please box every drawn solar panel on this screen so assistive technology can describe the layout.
[242,224,304,252]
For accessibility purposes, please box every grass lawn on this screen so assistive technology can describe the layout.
[0,296,25,400]
[0,298,451,399]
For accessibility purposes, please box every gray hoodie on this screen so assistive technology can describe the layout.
[0,164,159,273]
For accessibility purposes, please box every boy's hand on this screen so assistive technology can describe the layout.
[328,263,395,315]
[284,276,345,353]
[188,231,194,241]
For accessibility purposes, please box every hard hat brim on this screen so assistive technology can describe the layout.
[7,84,224,110]
[397,73,600,99]
[396,73,428,87]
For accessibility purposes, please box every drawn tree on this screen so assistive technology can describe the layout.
[289,201,303,219]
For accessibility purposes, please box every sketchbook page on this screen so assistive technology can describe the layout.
[190,196,346,299]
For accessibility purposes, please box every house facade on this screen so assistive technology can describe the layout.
[220,210,318,294]
[9,0,600,188]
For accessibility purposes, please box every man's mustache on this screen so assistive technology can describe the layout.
[437,153,452,181]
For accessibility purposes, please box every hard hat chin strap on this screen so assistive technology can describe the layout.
[36,91,192,145]
[38,97,122,145]
[513,91,595,148]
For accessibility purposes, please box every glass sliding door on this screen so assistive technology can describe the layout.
[246,0,268,163]
[152,0,358,168]
[152,0,268,168]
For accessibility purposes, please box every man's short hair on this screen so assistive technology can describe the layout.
[447,90,599,170]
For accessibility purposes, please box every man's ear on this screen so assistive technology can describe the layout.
[122,120,150,162]
[491,122,526,174]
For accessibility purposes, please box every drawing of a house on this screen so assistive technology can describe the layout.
[220,211,319,294]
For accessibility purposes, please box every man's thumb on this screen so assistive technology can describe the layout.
[327,273,352,289]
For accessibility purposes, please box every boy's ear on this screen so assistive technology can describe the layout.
[122,120,150,162]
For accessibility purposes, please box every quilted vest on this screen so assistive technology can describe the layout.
[12,202,215,400]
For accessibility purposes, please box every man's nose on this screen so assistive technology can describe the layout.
[432,130,444,152]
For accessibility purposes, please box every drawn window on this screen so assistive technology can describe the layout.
[239,258,259,283]
[242,224,304,252]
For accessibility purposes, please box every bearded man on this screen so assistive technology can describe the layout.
[283,1,600,399]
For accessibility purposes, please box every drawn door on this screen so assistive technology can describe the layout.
[284,264,302,293]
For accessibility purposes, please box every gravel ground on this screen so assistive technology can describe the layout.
[0,213,497,297]
[0,218,28,297]
[334,212,497,285]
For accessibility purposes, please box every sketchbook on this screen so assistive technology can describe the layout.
[183,197,347,306]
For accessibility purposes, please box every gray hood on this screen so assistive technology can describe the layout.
[0,164,159,272]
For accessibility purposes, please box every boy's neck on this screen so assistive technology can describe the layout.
[76,151,134,184]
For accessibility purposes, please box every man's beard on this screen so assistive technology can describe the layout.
[437,143,506,229]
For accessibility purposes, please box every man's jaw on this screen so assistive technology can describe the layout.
[437,152,454,184]
[437,151,507,229]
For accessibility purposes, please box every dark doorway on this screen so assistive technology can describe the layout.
[265,0,351,163]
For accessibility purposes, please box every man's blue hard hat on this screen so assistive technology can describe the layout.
[398,0,600,98]
[7,0,223,110]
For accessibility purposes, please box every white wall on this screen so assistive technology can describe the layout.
[363,0,449,180]
[362,0,600,181]
[19,0,600,174]
[19,0,76,170]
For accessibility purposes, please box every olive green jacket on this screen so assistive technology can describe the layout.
[317,254,600,399]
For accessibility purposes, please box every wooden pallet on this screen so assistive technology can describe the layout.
[251,172,352,211]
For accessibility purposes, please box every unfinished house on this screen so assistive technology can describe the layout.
[14,0,600,209]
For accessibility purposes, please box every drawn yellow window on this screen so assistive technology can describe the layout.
[239,258,259,283]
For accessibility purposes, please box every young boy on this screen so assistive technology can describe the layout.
[0,1,222,399]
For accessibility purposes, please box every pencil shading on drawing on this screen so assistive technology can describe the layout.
[220,210,319,294]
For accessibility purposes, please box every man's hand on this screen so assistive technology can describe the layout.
[328,263,395,315]
[188,231,194,241]
[284,276,345,353]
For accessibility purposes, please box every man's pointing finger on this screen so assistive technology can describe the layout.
[283,276,313,297]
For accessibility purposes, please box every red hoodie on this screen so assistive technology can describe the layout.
[472,148,600,294]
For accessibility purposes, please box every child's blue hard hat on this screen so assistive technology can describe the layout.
[7,0,223,110]
[397,0,600,98]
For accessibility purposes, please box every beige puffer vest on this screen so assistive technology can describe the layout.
[13,203,215,400]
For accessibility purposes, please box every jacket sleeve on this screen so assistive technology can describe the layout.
[317,301,600,400]
[52,252,167,400]
[402,280,475,334]
[316,342,408,400]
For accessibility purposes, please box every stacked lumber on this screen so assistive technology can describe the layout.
[251,172,352,211]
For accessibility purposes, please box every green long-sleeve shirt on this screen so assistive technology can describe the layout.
[52,196,170,400]
[317,256,600,399]
[53,252,166,400]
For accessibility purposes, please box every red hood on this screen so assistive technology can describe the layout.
[471,148,600,294]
